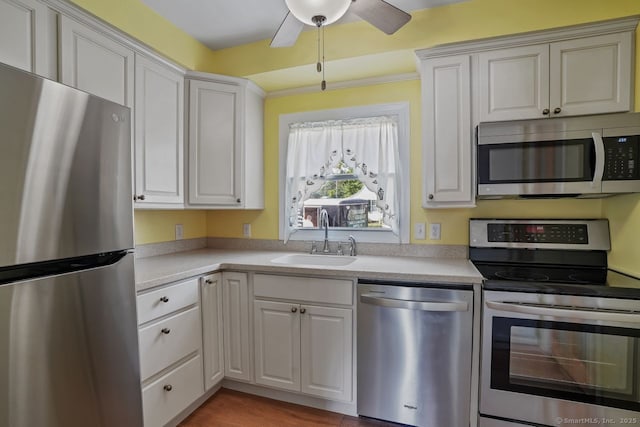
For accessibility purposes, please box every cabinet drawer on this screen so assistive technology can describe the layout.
[254,274,352,305]
[139,306,202,380]
[137,278,198,325]
[142,354,204,427]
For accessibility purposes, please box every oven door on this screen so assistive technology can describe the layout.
[481,290,640,426]
[477,130,605,197]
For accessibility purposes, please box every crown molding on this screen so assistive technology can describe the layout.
[415,16,640,60]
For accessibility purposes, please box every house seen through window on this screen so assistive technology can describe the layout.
[284,115,400,242]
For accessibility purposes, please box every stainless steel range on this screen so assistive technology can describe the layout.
[470,219,640,427]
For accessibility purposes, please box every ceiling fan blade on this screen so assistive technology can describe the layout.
[270,12,305,47]
[350,0,412,35]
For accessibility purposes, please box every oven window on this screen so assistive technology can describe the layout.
[478,139,594,184]
[491,317,640,411]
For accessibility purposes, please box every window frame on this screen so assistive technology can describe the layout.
[278,102,410,244]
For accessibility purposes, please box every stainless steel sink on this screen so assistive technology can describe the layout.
[270,253,356,267]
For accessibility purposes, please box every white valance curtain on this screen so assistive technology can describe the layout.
[284,116,400,242]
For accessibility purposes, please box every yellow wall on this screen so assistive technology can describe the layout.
[603,195,640,276]
[208,79,604,245]
[134,210,207,245]
[75,0,640,266]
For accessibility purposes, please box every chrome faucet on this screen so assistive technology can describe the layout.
[348,235,357,256]
[320,209,330,253]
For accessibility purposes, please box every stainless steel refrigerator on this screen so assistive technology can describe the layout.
[0,63,143,427]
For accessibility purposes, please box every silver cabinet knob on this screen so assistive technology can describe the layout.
[428,194,434,200]
[291,307,297,313]
[542,108,550,115]
[163,385,172,392]
[160,296,169,303]
[554,107,562,114]
[161,328,171,334]
[300,308,306,314]
[236,198,241,203]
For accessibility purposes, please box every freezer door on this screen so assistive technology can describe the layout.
[0,63,133,267]
[0,252,142,427]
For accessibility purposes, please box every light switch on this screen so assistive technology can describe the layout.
[175,224,184,240]
[414,223,426,240]
[243,223,251,238]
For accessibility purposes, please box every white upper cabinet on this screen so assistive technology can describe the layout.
[0,0,54,78]
[134,54,184,207]
[478,44,550,122]
[416,17,637,208]
[186,72,264,209]
[59,15,134,107]
[420,54,474,208]
[478,32,633,122]
[550,32,632,117]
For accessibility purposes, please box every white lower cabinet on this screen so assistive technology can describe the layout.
[142,354,204,427]
[137,277,204,427]
[222,272,252,381]
[201,273,224,390]
[253,274,353,402]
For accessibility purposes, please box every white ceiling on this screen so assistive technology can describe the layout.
[142,0,466,50]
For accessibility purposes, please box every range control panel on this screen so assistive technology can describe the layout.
[487,223,588,244]
[603,135,639,181]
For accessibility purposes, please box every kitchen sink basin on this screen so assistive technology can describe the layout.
[270,253,356,267]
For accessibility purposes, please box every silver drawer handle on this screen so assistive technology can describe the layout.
[161,328,171,334]
[159,296,169,303]
[360,294,468,312]
[486,301,640,324]
[163,384,172,392]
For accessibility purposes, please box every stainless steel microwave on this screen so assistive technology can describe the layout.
[477,112,640,198]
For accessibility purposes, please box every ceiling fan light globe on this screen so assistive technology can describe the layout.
[285,0,351,26]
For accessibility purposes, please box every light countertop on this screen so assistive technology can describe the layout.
[135,248,483,292]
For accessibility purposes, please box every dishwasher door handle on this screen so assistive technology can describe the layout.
[360,294,469,312]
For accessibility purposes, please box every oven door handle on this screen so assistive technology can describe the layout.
[487,301,640,324]
[361,294,469,312]
[591,131,605,189]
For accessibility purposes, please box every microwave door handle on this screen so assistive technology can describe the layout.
[486,301,640,324]
[591,132,605,189]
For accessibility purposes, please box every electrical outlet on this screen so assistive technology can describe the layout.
[242,223,251,238]
[414,223,426,240]
[175,224,184,240]
[429,223,441,240]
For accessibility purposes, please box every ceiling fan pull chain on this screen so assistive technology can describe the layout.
[321,24,326,91]
[316,24,322,73]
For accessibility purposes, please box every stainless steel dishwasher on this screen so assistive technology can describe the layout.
[357,280,473,427]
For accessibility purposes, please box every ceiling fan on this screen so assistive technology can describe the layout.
[270,0,412,48]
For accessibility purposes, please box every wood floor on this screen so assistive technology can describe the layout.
[179,388,398,427]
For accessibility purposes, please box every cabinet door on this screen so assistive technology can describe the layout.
[550,32,632,117]
[188,79,243,206]
[254,300,300,392]
[222,272,251,382]
[134,55,184,206]
[478,44,550,121]
[421,55,474,207]
[59,15,134,107]
[300,305,352,402]
[201,273,224,390]
[0,0,53,78]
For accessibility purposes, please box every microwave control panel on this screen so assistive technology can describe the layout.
[487,223,588,244]
[603,135,638,180]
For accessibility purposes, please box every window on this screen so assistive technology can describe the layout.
[279,103,410,244]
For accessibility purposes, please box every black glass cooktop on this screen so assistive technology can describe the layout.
[483,270,640,300]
